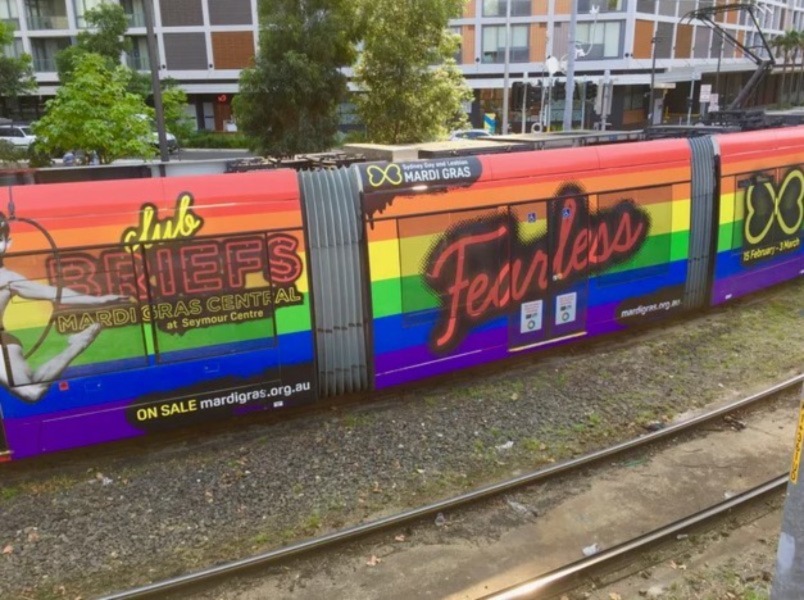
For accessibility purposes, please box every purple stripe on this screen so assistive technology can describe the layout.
[712,262,802,305]
[375,305,627,389]
[6,400,141,460]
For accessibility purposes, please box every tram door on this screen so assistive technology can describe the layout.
[508,195,590,351]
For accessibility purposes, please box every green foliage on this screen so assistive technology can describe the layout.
[184,130,249,149]
[353,0,471,144]
[233,0,359,156]
[57,3,130,82]
[33,54,154,164]
[0,22,36,109]
[0,139,23,163]
[161,83,194,143]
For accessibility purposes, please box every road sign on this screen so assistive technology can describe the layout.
[699,84,712,103]
[709,93,719,111]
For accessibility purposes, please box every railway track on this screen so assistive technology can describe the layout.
[100,374,803,600]
[482,475,787,599]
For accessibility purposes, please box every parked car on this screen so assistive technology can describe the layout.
[0,124,37,149]
[137,114,179,154]
[449,128,492,141]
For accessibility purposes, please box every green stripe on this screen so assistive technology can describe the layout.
[17,302,313,370]
[371,231,690,317]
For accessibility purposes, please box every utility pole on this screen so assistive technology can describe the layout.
[143,0,169,163]
[521,72,529,133]
[562,0,579,131]
[501,0,512,134]
[687,70,698,125]
[647,35,657,128]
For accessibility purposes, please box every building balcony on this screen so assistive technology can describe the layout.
[125,11,145,28]
[126,54,149,71]
[27,14,69,30]
[33,57,57,72]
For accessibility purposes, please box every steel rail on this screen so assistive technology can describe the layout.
[100,374,803,600]
[482,474,788,599]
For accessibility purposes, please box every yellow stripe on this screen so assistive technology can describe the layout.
[720,192,736,225]
[369,199,691,282]
[369,238,401,280]
[671,199,691,233]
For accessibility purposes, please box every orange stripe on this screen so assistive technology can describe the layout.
[366,166,689,238]
[9,171,301,227]
[720,151,801,177]
[10,212,305,252]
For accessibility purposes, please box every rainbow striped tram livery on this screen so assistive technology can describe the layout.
[0,127,801,461]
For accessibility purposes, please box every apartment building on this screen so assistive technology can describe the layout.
[2,0,259,130]
[454,0,804,130]
[1,0,802,131]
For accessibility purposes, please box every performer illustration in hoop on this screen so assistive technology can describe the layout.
[0,213,127,403]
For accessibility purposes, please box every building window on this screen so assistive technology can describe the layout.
[120,0,146,28]
[3,38,24,58]
[449,26,462,63]
[74,0,104,28]
[578,0,627,13]
[26,0,69,30]
[636,0,655,14]
[576,21,624,60]
[0,0,19,27]
[482,0,531,17]
[125,36,150,70]
[30,37,71,71]
[482,24,529,63]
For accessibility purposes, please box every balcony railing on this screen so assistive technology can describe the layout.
[27,14,69,30]
[125,11,145,28]
[33,57,57,72]
[126,54,149,71]
[482,47,530,63]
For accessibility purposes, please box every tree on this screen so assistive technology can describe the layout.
[772,30,800,106]
[797,30,804,105]
[161,80,194,144]
[56,3,130,82]
[0,22,36,118]
[233,0,359,156]
[352,0,471,144]
[33,53,153,164]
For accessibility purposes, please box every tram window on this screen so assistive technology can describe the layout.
[142,234,278,364]
[397,207,507,327]
[1,247,148,387]
[593,185,673,286]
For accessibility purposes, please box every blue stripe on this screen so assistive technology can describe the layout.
[1,330,315,418]
[714,242,803,279]
[374,260,690,354]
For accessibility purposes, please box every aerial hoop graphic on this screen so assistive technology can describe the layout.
[0,190,128,403]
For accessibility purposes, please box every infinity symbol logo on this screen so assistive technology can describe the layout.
[366,164,404,187]
[744,168,803,245]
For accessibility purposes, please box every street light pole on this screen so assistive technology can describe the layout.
[647,35,657,128]
[501,0,512,134]
[562,0,579,131]
[521,72,528,133]
[143,0,169,163]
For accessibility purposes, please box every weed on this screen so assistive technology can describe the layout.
[343,412,372,428]
[1,486,20,501]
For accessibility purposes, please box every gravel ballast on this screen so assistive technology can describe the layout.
[0,280,801,599]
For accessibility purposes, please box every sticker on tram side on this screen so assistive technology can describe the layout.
[615,285,686,326]
[124,365,317,433]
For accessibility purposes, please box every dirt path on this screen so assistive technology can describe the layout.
[197,394,800,600]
